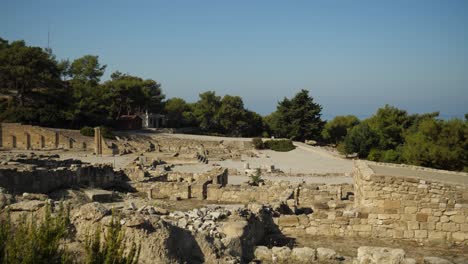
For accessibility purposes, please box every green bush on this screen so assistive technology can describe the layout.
[80,126,95,137]
[252,138,265,149]
[100,126,115,139]
[85,212,140,264]
[249,168,263,186]
[0,204,71,264]
[264,139,295,152]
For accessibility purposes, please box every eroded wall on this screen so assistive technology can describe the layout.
[0,164,120,193]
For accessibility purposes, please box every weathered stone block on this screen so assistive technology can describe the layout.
[414,230,428,238]
[451,232,466,242]
[278,215,299,227]
[383,200,401,210]
[416,213,428,222]
[404,206,418,214]
[408,221,419,230]
[441,223,459,232]
[428,231,446,241]
[450,215,465,224]
[353,225,372,232]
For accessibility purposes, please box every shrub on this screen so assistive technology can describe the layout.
[0,203,71,264]
[252,138,265,149]
[264,139,295,152]
[80,126,95,137]
[100,126,115,139]
[249,168,263,186]
[85,212,140,264]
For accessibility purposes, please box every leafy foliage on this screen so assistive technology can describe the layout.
[80,126,95,137]
[264,139,296,152]
[85,213,140,264]
[342,122,380,158]
[341,105,467,171]
[249,168,263,186]
[266,90,324,141]
[322,115,360,144]
[252,138,265,150]
[0,204,72,264]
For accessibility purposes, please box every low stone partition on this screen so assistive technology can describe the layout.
[0,163,119,194]
[206,182,295,204]
[297,184,354,209]
[353,161,468,245]
[274,161,468,246]
[149,182,191,200]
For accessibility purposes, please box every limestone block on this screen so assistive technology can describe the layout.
[291,247,316,263]
[353,225,372,232]
[451,232,466,242]
[407,221,419,230]
[297,214,310,226]
[278,215,299,227]
[403,230,414,238]
[416,213,428,222]
[316,248,336,262]
[305,226,318,235]
[8,200,45,211]
[404,207,418,214]
[423,257,453,264]
[441,223,459,232]
[414,230,428,238]
[272,246,291,262]
[428,231,446,241]
[440,215,449,223]
[254,246,272,262]
[460,224,468,232]
[356,246,405,264]
[450,215,465,224]
[383,200,401,210]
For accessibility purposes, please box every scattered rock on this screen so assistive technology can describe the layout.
[73,202,109,222]
[356,246,405,264]
[8,200,45,211]
[423,257,453,264]
[317,247,337,262]
[254,246,272,262]
[22,192,48,201]
[272,246,292,262]
[292,247,316,263]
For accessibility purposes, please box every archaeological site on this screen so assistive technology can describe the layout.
[0,123,467,264]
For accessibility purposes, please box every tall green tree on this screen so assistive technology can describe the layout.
[0,39,62,107]
[216,95,248,136]
[66,55,108,127]
[402,118,467,171]
[193,91,221,131]
[342,122,380,158]
[69,55,106,87]
[322,115,360,144]
[268,89,324,141]
[164,97,197,127]
[104,71,164,119]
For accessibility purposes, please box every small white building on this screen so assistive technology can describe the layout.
[140,112,166,128]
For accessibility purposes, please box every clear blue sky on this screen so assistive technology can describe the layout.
[1,0,467,119]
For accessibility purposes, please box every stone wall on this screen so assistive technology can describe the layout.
[149,182,191,199]
[0,123,116,154]
[352,161,468,245]
[0,163,120,194]
[206,182,295,204]
[117,133,252,159]
[147,168,228,200]
[275,161,468,246]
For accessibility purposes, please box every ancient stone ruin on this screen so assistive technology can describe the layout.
[0,124,467,263]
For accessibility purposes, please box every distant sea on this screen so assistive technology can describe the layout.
[321,113,465,121]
